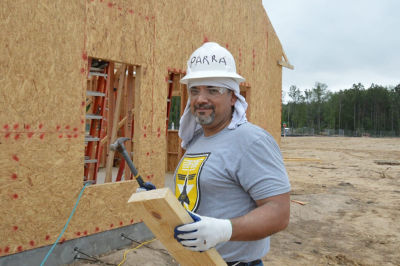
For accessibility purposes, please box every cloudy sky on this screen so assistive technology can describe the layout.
[262,0,400,101]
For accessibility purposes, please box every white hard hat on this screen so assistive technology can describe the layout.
[180,42,245,84]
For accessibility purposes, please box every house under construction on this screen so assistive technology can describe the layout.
[0,0,292,264]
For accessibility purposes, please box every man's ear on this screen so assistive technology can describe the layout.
[231,93,237,106]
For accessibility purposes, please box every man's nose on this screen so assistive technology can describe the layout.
[196,91,209,102]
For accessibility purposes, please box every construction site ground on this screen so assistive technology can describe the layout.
[70,136,400,266]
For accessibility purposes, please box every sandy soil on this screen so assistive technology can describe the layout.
[70,137,400,266]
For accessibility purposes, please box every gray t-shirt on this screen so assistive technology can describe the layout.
[174,122,290,262]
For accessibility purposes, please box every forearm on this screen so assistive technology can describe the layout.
[230,192,290,241]
[174,193,290,251]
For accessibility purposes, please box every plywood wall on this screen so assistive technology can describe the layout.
[0,0,285,256]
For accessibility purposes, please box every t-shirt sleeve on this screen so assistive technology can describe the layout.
[236,134,291,200]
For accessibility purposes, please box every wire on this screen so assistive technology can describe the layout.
[40,182,90,266]
[117,238,156,266]
[121,234,169,255]
[74,247,117,266]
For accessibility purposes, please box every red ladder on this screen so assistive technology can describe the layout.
[84,59,113,182]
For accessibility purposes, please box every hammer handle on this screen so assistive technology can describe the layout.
[119,148,145,187]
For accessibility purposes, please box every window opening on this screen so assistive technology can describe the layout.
[168,96,181,130]
[166,71,187,172]
[84,58,138,184]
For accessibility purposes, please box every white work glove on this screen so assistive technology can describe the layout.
[174,211,232,252]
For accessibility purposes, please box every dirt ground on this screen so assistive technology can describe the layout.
[70,136,400,266]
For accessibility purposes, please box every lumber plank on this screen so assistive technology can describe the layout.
[105,65,127,182]
[117,108,135,130]
[104,62,115,170]
[374,160,400,165]
[278,59,294,70]
[128,188,227,266]
[284,157,321,162]
[291,199,307,205]
[124,66,135,179]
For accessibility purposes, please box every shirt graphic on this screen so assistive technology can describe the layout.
[175,153,210,212]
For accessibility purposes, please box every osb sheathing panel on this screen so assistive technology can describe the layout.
[85,0,165,187]
[68,181,142,236]
[1,0,85,255]
[86,0,155,65]
[1,0,285,256]
[0,0,85,127]
[0,136,82,252]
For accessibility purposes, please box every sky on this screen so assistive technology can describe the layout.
[262,0,400,102]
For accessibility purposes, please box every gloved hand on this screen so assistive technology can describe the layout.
[136,182,156,192]
[174,211,232,252]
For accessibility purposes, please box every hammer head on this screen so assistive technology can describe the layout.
[110,137,130,152]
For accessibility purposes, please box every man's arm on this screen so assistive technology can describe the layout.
[174,192,290,251]
[230,192,290,241]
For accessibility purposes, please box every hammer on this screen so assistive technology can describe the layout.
[110,137,156,190]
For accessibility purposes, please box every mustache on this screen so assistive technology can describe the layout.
[194,104,214,111]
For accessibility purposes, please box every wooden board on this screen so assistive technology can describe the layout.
[105,64,126,182]
[128,188,226,266]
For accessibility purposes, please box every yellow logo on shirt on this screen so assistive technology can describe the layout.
[175,153,209,212]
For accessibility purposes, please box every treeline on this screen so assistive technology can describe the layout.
[282,82,400,136]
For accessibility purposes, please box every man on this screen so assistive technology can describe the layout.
[173,42,290,266]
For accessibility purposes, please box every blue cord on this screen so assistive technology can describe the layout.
[40,182,89,266]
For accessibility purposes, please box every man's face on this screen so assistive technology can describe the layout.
[189,86,237,132]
